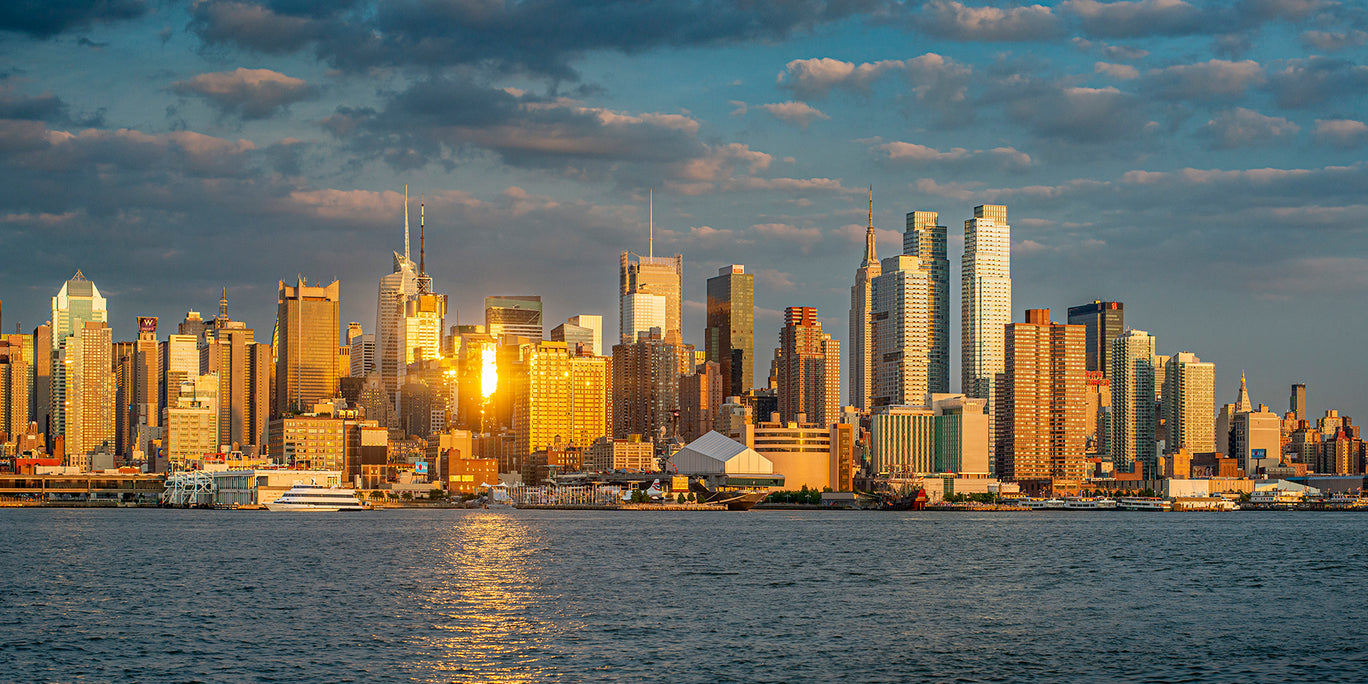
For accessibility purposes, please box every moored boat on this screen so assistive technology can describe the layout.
[265,484,368,511]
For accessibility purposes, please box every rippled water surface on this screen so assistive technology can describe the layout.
[3,509,1366,682]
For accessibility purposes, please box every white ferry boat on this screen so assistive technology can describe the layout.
[1019,498,1067,510]
[265,484,368,511]
[1118,497,1172,511]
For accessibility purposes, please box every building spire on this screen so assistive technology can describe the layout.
[648,188,654,259]
[218,287,229,321]
[417,195,431,295]
[403,184,411,263]
[862,186,878,267]
[1236,370,1252,413]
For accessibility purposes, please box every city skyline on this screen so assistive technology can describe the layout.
[2,1,1366,418]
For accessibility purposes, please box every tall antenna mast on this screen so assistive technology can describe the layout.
[417,195,431,294]
[404,184,411,263]
[648,188,654,259]
[868,185,873,227]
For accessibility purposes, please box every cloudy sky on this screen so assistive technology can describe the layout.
[2,0,1366,418]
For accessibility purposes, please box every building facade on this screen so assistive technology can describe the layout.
[274,278,341,416]
[1110,329,1157,476]
[848,193,880,411]
[996,309,1088,484]
[1067,301,1124,377]
[871,255,931,409]
[1162,352,1215,455]
[774,306,840,428]
[485,295,544,341]
[961,205,1011,462]
[705,265,754,398]
[904,211,950,393]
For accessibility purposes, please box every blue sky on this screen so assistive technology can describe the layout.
[2,0,1366,418]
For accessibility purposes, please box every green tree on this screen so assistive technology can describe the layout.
[429,488,445,500]
[401,491,413,500]
[677,492,686,504]
[687,492,696,502]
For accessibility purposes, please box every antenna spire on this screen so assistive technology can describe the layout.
[403,184,411,263]
[419,194,426,277]
[868,186,873,227]
[648,189,654,259]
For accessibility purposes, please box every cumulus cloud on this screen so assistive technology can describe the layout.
[1200,108,1300,149]
[777,57,911,100]
[1001,83,1150,144]
[1061,0,1207,38]
[1313,119,1368,147]
[755,101,830,129]
[1140,59,1265,101]
[1300,29,1368,52]
[871,141,1032,170]
[1094,62,1139,79]
[1265,57,1368,109]
[170,68,316,120]
[1071,37,1149,61]
[913,0,1061,41]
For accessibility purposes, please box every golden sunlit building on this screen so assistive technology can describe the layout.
[568,353,611,450]
[996,309,1088,486]
[509,340,571,466]
[274,278,341,416]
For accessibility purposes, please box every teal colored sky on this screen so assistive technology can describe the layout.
[2,0,1366,416]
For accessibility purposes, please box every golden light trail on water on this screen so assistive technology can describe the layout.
[481,345,498,399]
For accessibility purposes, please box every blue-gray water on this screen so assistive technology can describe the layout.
[3,509,1366,682]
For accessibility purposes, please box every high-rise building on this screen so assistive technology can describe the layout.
[398,198,448,394]
[962,205,1011,464]
[996,309,1087,486]
[774,307,840,428]
[162,333,200,413]
[871,255,931,408]
[376,187,419,407]
[59,321,115,461]
[1290,383,1306,422]
[508,340,571,465]
[1067,301,1124,377]
[678,360,722,442]
[706,265,754,397]
[1110,329,1157,476]
[621,292,666,344]
[551,318,598,356]
[848,191,880,411]
[119,317,160,460]
[32,323,51,446]
[904,211,949,393]
[619,194,683,344]
[274,278,341,416]
[203,313,270,454]
[0,334,31,442]
[612,329,692,441]
[178,310,209,339]
[349,333,375,377]
[164,373,218,469]
[569,315,603,357]
[485,295,543,341]
[50,270,107,345]
[568,354,611,450]
[1162,352,1215,455]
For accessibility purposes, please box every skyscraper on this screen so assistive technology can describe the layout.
[871,254,931,408]
[904,211,949,393]
[620,292,666,343]
[203,299,270,454]
[619,192,683,344]
[774,307,840,427]
[568,354,611,450]
[0,334,31,442]
[1290,383,1306,422]
[59,321,115,461]
[485,296,543,341]
[274,278,341,416]
[552,314,603,357]
[962,204,1011,401]
[377,189,419,406]
[612,329,692,441]
[51,270,107,344]
[849,190,880,410]
[996,309,1087,487]
[1110,329,1157,476]
[400,198,447,372]
[706,264,754,397]
[1162,352,1215,455]
[1067,301,1124,377]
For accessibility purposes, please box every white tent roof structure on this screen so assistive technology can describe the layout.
[671,431,773,475]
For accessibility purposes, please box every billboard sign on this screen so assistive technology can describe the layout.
[137,317,158,333]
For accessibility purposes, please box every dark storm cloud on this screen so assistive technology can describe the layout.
[323,77,705,174]
[169,68,317,120]
[0,0,146,38]
[189,0,886,79]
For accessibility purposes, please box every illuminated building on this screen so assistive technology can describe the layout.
[268,414,344,470]
[996,309,1088,485]
[962,204,1011,462]
[706,265,754,397]
[485,295,543,341]
[587,436,654,471]
[552,314,603,357]
[774,306,840,427]
[621,292,665,344]
[848,191,880,411]
[679,360,722,442]
[1162,352,1215,455]
[274,277,341,416]
[165,373,219,469]
[0,334,31,442]
[619,192,683,342]
[1067,301,1124,377]
[568,354,610,450]
[377,189,418,406]
[612,329,692,442]
[1110,329,1157,476]
[872,255,930,408]
[507,340,571,468]
[904,210,950,393]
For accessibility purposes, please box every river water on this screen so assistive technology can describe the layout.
[2,509,1364,682]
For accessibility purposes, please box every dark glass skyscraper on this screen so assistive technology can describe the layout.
[1067,301,1124,377]
[705,265,753,397]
